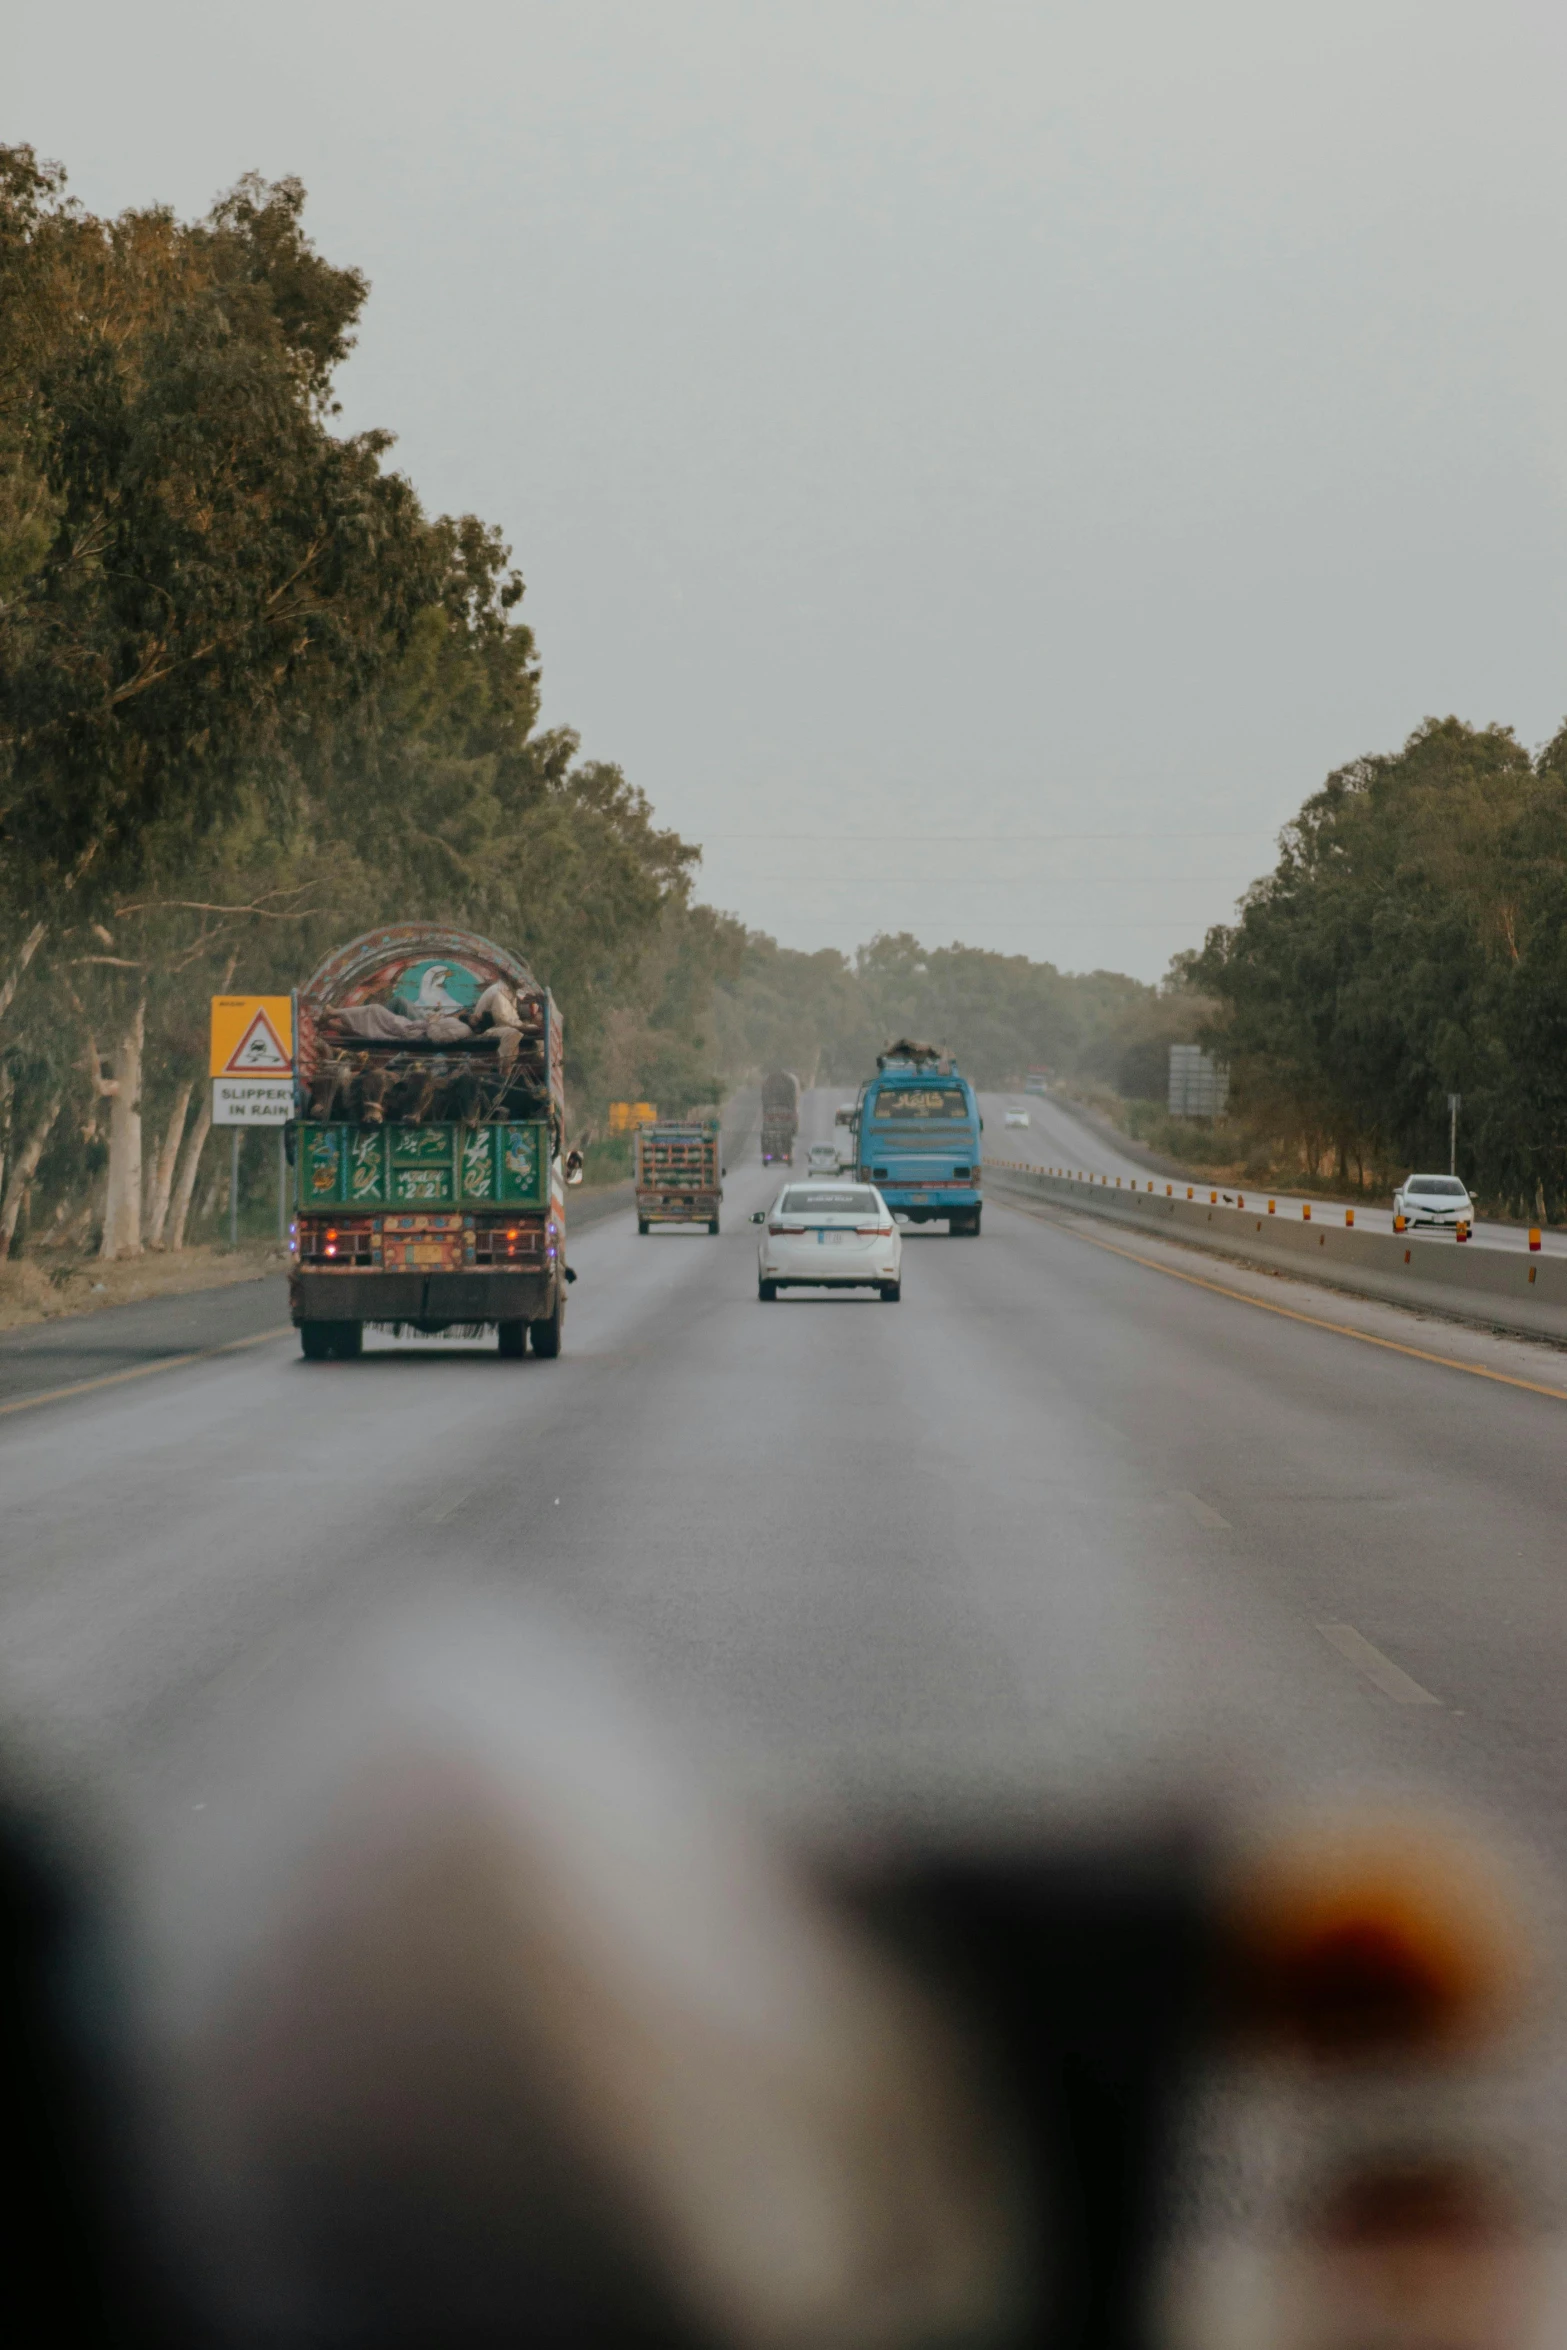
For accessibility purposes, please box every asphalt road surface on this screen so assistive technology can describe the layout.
[6,1086,1567,1896]
[9,1080,1567,2282]
[980,1084,1567,1254]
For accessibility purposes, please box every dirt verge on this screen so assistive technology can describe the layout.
[0,1243,289,1333]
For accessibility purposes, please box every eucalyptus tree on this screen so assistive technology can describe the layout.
[0,149,436,1251]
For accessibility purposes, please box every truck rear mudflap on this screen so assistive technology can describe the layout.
[291,1270,555,1328]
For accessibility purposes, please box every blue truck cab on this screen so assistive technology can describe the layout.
[855,1045,983,1234]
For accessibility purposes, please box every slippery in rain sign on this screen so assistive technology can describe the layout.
[210,995,294,1125]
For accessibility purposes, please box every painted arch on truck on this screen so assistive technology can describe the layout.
[300,925,537,1012]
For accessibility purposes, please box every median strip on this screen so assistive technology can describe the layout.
[0,1324,294,1422]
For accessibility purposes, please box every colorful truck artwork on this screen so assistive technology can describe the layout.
[288,925,580,1361]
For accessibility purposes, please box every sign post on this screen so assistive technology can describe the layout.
[1448,1091,1461,1177]
[211,997,295,1246]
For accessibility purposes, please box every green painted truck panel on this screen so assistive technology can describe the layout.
[297,1122,549,1211]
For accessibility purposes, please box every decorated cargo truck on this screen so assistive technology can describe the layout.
[288,925,581,1360]
[633,1121,722,1234]
[759,1069,800,1165]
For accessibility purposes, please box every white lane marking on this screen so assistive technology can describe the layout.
[1175,1489,1231,1530]
[1317,1622,1441,1705]
[0,1323,293,1420]
[421,1487,474,1524]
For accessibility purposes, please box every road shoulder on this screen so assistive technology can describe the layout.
[992,1190,1567,1401]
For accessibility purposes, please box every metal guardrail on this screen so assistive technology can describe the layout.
[985,1158,1567,1347]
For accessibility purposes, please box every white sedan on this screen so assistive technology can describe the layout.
[1392,1174,1476,1229]
[1004,1108,1030,1128]
[752,1183,902,1301]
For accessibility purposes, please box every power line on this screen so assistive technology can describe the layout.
[703,877,1255,889]
[703,828,1272,843]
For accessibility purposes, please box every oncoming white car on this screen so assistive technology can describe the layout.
[1392,1173,1476,1230]
[752,1183,902,1302]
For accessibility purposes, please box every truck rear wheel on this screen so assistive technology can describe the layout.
[758,1278,777,1301]
[637,1216,650,1235]
[708,1216,720,1235]
[333,1321,364,1357]
[529,1294,564,1358]
[497,1320,527,1359]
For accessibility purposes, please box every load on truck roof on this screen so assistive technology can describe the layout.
[876,1039,952,1074]
[296,923,559,1136]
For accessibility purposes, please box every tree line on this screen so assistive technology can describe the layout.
[20,142,1509,1258]
[713,927,1199,1098]
[0,147,737,1258]
[1190,716,1567,1213]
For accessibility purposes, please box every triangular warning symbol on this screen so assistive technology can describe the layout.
[225,1009,290,1073]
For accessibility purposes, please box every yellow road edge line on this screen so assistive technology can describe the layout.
[0,1323,294,1421]
[1028,1209,1567,1404]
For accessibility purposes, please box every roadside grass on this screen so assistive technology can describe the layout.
[0,1241,288,1333]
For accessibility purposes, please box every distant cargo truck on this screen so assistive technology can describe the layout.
[759,1069,800,1165]
[635,1121,722,1234]
[289,924,581,1360]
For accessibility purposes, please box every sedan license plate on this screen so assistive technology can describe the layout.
[816,1229,852,1246]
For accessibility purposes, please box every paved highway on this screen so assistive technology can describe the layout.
[6,1087,1567,1904]
[980,1085,1567,1255]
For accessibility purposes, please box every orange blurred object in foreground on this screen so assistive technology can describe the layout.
[1222,1814,1527,2060]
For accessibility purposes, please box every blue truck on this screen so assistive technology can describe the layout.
[854,1041,983,1235]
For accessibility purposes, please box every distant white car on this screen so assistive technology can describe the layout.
[1392,1173,1475,1229]
[1004,1108,1030,1128]
[805,1140,843,1174]
[752,1183,901,1301]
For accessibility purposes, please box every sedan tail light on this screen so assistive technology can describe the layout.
[856,1224,893,1236]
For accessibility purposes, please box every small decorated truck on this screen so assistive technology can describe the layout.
[633,1121,722,1234]
[289,925,580,1360]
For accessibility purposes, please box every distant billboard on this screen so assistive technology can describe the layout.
[1168,1044,1229,1119]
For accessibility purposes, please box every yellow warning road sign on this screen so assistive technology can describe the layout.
[607,1100,657,1133]
[210,995,293,1077]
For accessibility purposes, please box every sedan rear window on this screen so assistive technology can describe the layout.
[780,1188,879,1216]
[1407,1177,1468,1196]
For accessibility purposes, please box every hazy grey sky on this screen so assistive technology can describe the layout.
[10,3,1567,977]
